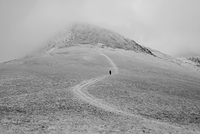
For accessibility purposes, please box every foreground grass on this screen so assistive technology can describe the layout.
[88,49,200,130]
[0,46,199,133]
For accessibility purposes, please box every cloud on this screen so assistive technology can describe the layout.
[1,0,200,62]
[0,0,84,62]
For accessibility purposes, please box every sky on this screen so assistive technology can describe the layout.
[0,0,200,63]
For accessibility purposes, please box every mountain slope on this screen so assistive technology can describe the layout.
[1,23,200,133]
[1,46,200,133]
[187,57,200,67]
[42,23,155,56]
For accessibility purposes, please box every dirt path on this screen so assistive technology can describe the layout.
[70,50,200,133]
[71,50,131,116]
[96,51,118,74]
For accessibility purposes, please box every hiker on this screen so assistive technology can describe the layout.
[109,70,111,75]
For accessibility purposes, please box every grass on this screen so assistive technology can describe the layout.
[88,49,200,129]
[1,47,148,134]
[0,46,200,133]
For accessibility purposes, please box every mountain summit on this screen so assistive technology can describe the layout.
[1,22,200,133]
[43,23,155,56]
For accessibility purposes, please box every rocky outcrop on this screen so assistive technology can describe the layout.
[187,57,200,67]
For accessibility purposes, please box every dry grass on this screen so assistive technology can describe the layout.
[0,46,200,133]
[88,49,200,130]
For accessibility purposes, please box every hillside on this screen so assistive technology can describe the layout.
[1,23,200,133]
[187,57,200,67]
[41,23,155,56]
[177,56,200,71]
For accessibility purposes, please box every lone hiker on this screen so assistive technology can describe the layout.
[109,70,112,75]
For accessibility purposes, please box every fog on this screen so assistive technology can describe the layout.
[1,0,200,63]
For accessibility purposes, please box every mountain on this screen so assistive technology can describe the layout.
[41,23,155,56]
[1,23,200,133]
[187,57,200,65]
[179,56,200,68]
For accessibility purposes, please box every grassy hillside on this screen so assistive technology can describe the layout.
[0,47,111,133]
[0,46,200,133]
[1,22,200,133]
[88,49,200,129]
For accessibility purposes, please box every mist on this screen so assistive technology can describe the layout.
[1,0,200,63]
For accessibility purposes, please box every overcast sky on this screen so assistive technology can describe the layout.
[0,0,200,63]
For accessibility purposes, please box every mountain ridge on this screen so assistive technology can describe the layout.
[41,23,155,56]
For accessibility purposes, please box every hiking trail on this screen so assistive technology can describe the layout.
[70,49,199,132]
[71,50,130,116]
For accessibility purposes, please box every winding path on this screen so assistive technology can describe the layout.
[70,49,199,133]
[71,50,132,116]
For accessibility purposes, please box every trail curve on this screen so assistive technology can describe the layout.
[71,50,133,116]
[70,50,199,131]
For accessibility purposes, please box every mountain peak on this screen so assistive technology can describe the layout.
[42,23,155,56]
